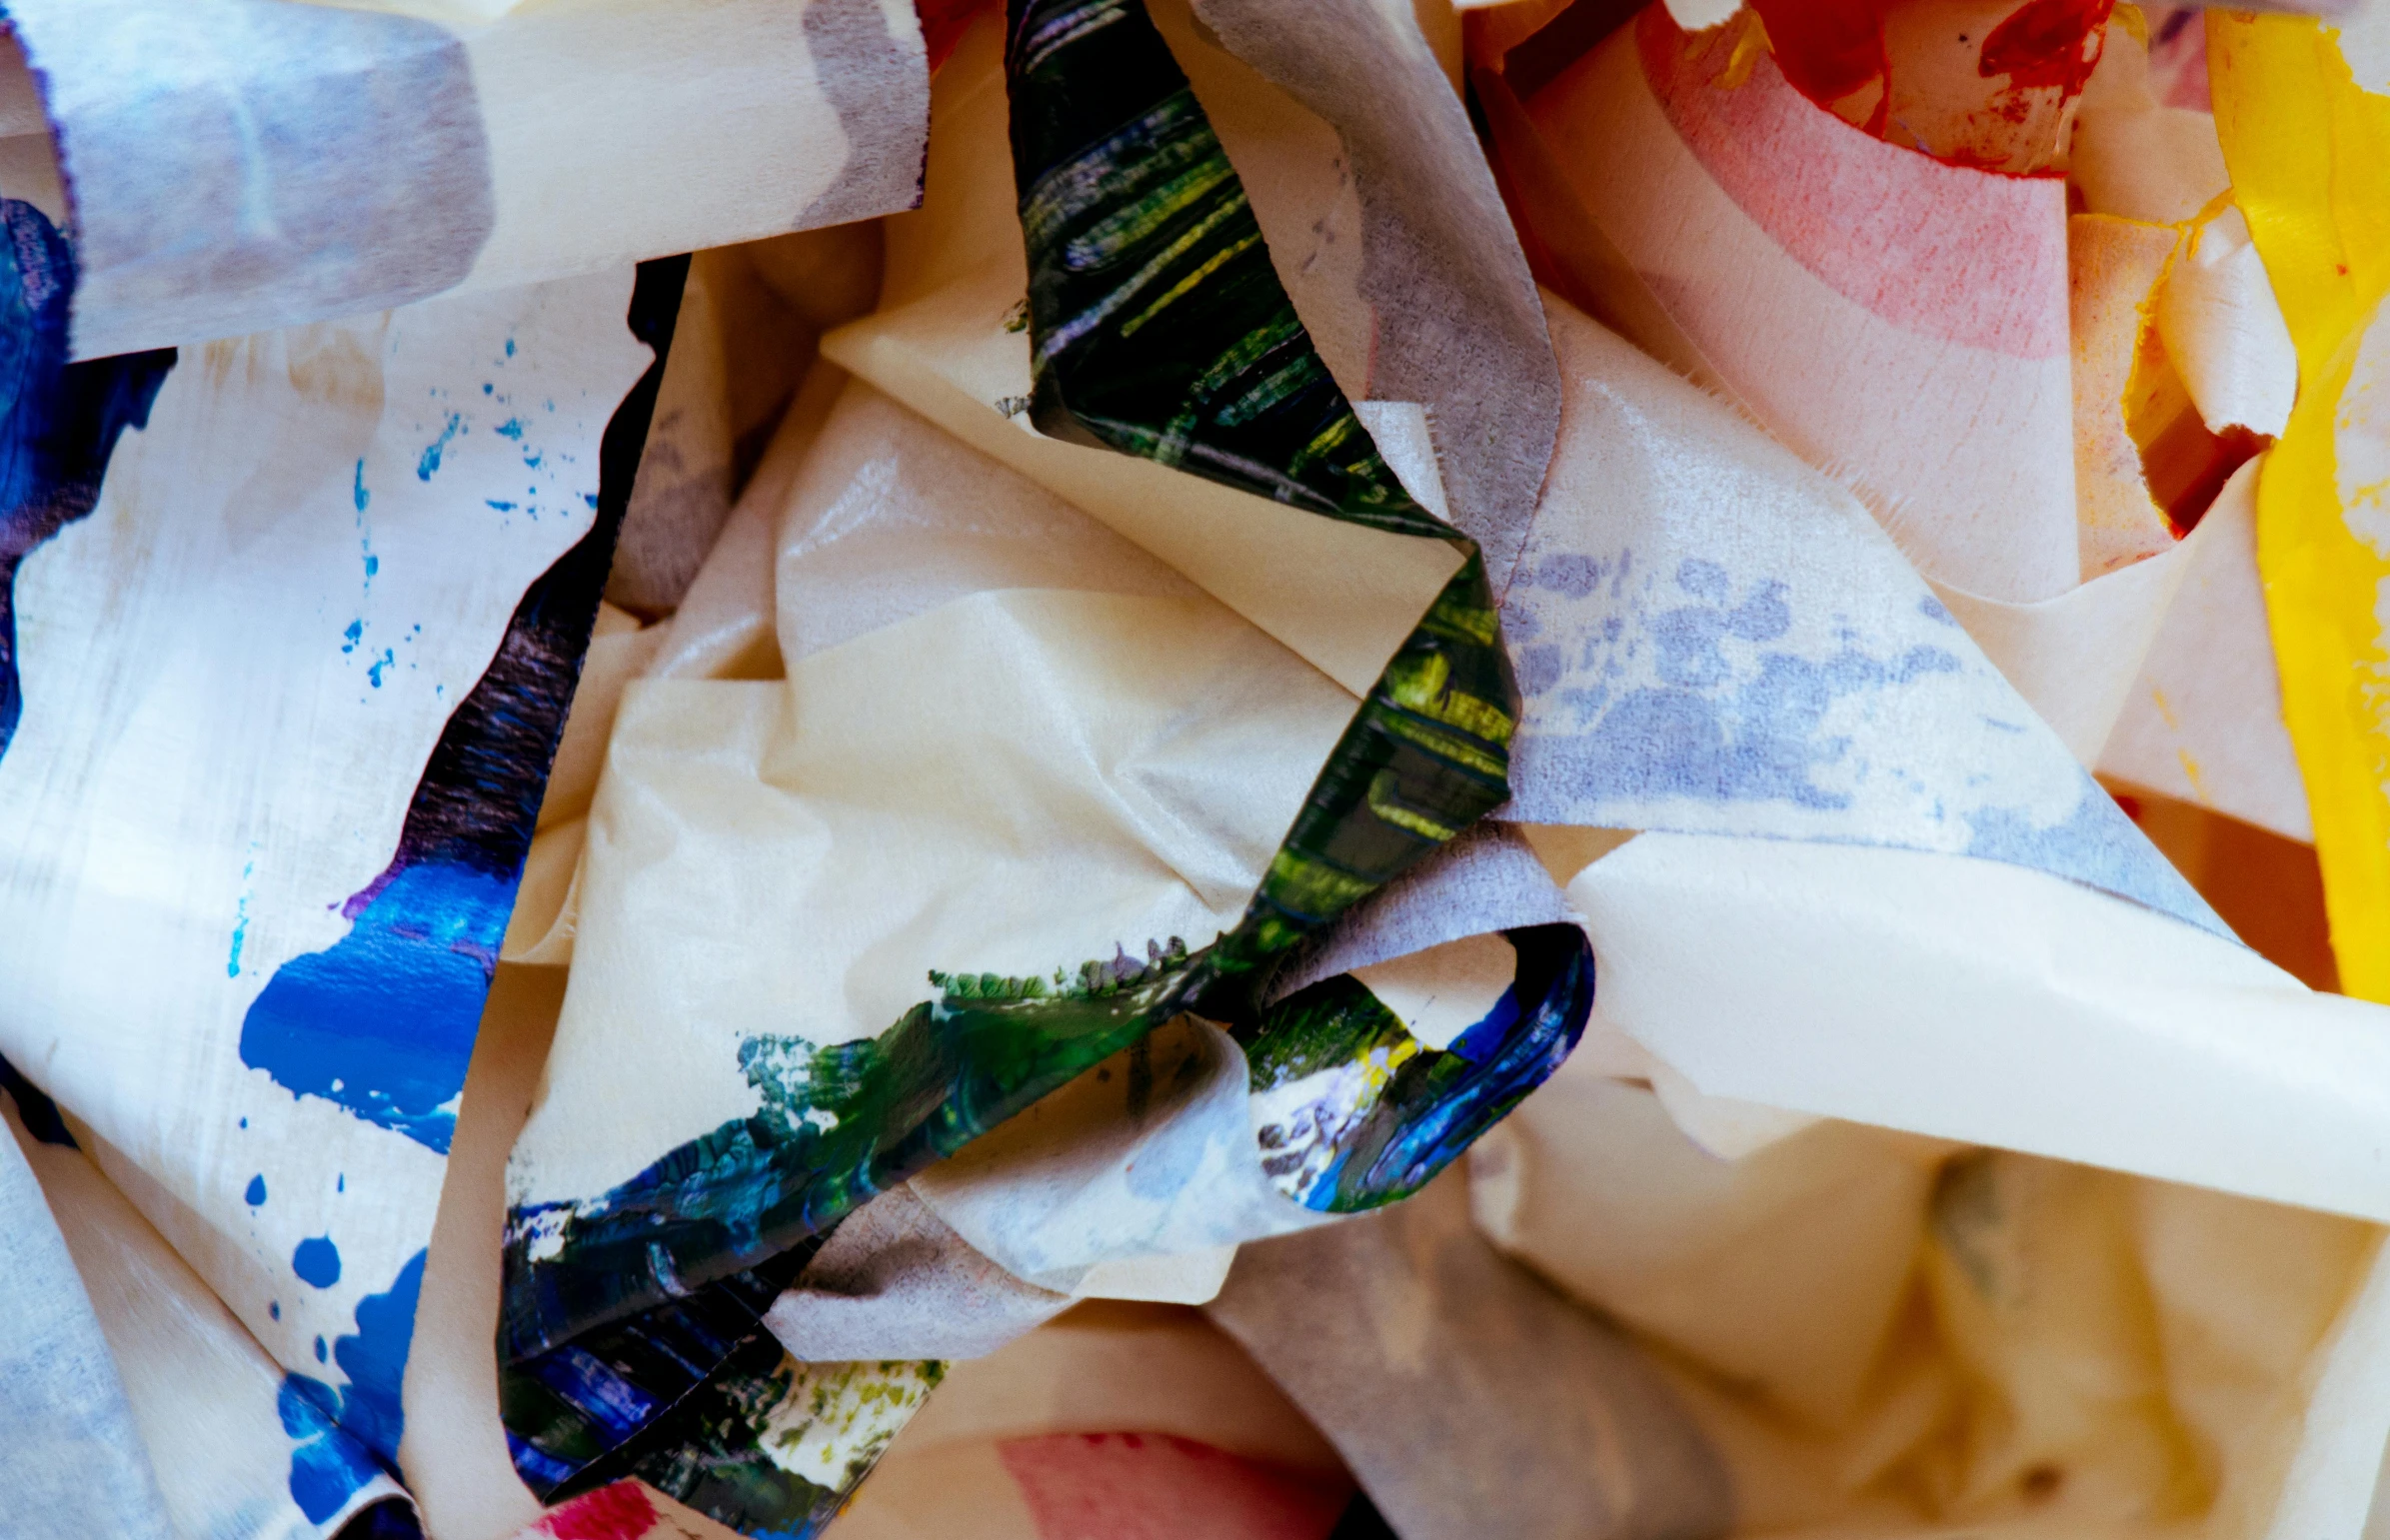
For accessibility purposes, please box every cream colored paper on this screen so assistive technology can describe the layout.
[8,0,929,360]
[511,379,1355,1213]
[821,14,1461,701]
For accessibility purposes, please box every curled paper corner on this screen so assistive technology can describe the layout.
[2157,204,2300,440]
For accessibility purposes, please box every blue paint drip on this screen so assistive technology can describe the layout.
[246,1174,267,1206]
[293,1236,342,1288]
[415,413,463,481]
[277,1376,381,1524]
[276,1253,429,1518]
[353,459,371,514]
[239,860,514,1153]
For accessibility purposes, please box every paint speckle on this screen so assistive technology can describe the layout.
[293,1236,342,1288]
[368,649,395,689]
[496,418,525,440]
[416,413,464,481]
[246,1174,267,1205]
[583,494,600,511]
[314,1335,328,1362]
[342,620,362,656]
[228,857,256,977]
[240,1117,249,1130]
[487,500,516,512]
[505,338,517,357]
[352,460,371,514]
[269,1300,280,1320]
[337,1173,346,1193]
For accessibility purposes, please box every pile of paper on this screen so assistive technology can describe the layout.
[4,0,2390,1537]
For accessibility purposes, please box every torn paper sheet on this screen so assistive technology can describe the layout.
[831,1301,1351,1540]
[821,14,1460,700]
[1513,4,2080,602]
[7,1089,415,1540]
[1207,1171,1739,1540]
[0,1094,178,1540]
[1498,298,2216,933]
[7,0,929,359]
[1153,0,1561,588]
[1569,831,2390,1223]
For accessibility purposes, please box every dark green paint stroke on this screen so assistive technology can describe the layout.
[1250,925,1595,1212]
[497,0,1530,1385]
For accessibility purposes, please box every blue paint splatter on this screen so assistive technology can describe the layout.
[505,338,516,357]
[1523,560,1959,810]
[246,1174,267,1205]
[315,1335,328,1362]
[353,460,371,514]
[486,500,515,512]
[277,1375,380,1523]
[415,413,463,481]
[367,649,395,688]
[342,619,362,656]
[280,1248,426,1520]
[240,861,514,1153]
[269,1300,280,1320]
[495,418,524,440]
[293,1236,342,1288]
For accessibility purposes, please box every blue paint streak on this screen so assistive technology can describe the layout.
[415,413,463,481]
[1966,778,2229,936]
[1526,560,1960,809]
[246,1174,267,1206]
[0,201,174,765]
[279,1250,426,1521]
[293,1236,342,1288]
[353,460,371,513]
[238,861,514,1154]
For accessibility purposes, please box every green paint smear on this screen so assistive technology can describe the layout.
[498,0,1521,1387]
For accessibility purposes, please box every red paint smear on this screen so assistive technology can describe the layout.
[540,1482,659,1540]
[919,0,996,73]
[1977,0,2114,94]
[1635,4,2069,359]
[1751,0,1893,115]
[998,1433,1351,1540]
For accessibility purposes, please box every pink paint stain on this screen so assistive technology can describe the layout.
[1637,4,2069,360]
[538,1482,659,1540]
[998,1433,1351,1540]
